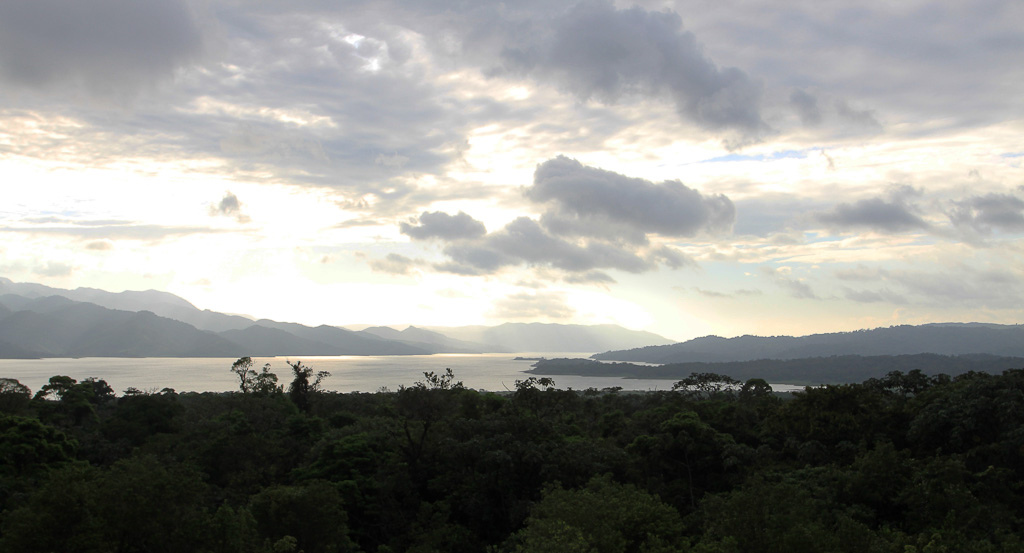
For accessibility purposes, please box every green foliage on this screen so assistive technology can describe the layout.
[0,377,31,414]
[249,481,356,553]
[0,455,212,553]
[2,368,1023,552]
[287,360,330,412]
[231,357,257,393]
[506,475,687,553]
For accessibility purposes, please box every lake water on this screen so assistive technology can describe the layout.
[0,353,806,394]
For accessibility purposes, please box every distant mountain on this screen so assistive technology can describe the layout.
[218,323,430,356]
[249,320,428,355]
[70,311,239,357]
[0,277,254,332]
[0,296,239,357]
[0,277,675,358]
[424,322,675,353]
[594,323,1024,364]
[362,326,511,354]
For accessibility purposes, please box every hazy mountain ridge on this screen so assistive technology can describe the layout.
[423,322,675,352]
[0,278,673,357]
[362,326,511,354]
[594,323,1024,364]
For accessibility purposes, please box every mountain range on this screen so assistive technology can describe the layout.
[593,323,1024,364]
[0,277,673,358]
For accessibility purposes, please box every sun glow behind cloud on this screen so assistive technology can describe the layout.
[1,0,1022,340]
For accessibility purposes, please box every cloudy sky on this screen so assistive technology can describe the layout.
[1,0,1022,341]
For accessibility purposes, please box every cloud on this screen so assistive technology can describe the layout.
[564,271,616,285]
[85,240,113,251]
[0,223,222,241]
[843,287,907,304]
[369,253,418,275]
[0,0,204,98]
[438,217,651,275]
[499,1,767,141]
[400,211,487,241]
[34,261,73,277]
[690,287,764,299]
[834,265,887,282]
[209,192,251,223]
[817,197,928,233]
[374,152,410,168]
[834,100,883,133]
[528,156,735,239]
[762,266,818,299]
[412,158,712,277]
[947,193,1024,234]
[487,291,576,320]
[886,268,1024,310]
[790,89,822,126]
[692,287,731,298]
[649,246,695,270]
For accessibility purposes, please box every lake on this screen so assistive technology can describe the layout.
[0,353,807,394]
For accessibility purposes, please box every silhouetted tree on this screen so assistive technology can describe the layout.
[288,361,329,412]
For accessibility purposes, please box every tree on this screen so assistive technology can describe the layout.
[672,373,740,400]
[0,413,77,510]
[249,481,356,553]
[253,363,282,396]
[0,378,31,414]
[288,361,329,412]
[505,475,686,553]
[231,357,257,393]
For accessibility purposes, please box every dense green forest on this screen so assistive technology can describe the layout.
[529,353,1024,384]
[2,359,1023,552]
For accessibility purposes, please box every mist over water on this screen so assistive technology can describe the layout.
[0,353,805,394]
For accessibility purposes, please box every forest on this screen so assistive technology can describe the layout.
[2,359,1023,552]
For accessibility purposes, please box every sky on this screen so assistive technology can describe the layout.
[1,0,1022,341]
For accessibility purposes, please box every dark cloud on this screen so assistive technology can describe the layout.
[0,0,204,98]
[817,197,928,233]
[529,156,735,238]
[439,217,650,275]
[415,158,713,277]
[948,193,1024,234]
[210,192,250,223]
[789,89,821,126]
[649,246,694,270]
[834,100,883,133]
[436,215,684,277]
[674,3,1023,137]
[400,211,487,241]
[499,1,767,141]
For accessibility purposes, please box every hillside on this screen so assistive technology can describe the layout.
[0,278,674,357]
[594,323,1024,363]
